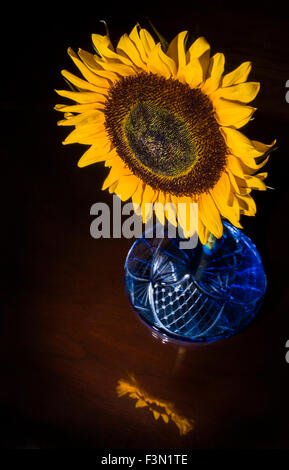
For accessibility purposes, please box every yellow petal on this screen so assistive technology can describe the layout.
[229,191,243,217]
[161,413,169,423]
[154,192,166,226]
[97,59,137,77]
[141,185,156,222]
[91,33,113,53]
[147,43,177,78]
[164,194,178,228]
[67,48,111,88]
[142,184,156,205]
[197,214,210,245]
[198,192,223,238]
[214,98,256,128]
[62,117,105,135]
[167,31,188,73]
[222,61,252,87]
[251,139,277,155]
[227,169,242,193]
[129,25,148,63]
[202,53,225,94]
[62,124,107,145]
[152,410,160,420]
[186,36,211,80]
[77,48,118,82]
[55,89,107,104]
[114,175,139,201]
[211,171,231,204]
[244,173,267,191]
[91,33,133,66]
[181,58,203,88]
[187,36,210,59]
[57,110,104,127]
[228,153,268,179]
[210,172,242,228]
[237,194,257,216]
[117,33,147,69]
[132,183,144,214]
[229,175,252,197]
[61,70,107,94]
[102,160,131,190]
[108,181,118,194]
[212,82,260,103]
[176,197,198,238]
[141,201,153,223]
[156,190,165,206]
[221,128,276,164]
[78,146,116,167]
[54,102,104,113]
[135,399,148,408]
[139,29,156,57]
[227,154,246,177]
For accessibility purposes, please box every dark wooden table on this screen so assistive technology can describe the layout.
[1,1,289,450]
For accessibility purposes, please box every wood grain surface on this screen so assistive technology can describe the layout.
[1,0,289,449]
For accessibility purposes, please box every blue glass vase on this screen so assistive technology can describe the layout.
[124,221,266,342]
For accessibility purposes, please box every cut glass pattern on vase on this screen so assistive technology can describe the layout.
[124,221,266,342]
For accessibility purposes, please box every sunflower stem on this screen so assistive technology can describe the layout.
[205,232,217,251]
[194,233,217,281]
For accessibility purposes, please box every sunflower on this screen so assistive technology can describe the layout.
[55,23,275,244]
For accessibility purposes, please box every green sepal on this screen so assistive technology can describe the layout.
[99,19,110,37]
[146,18,169,52]
[63,78,78,92]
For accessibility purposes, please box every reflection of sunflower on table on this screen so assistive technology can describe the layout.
[116,375,194,436]
[55,23,275,243]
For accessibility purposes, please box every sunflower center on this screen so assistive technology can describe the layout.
[104,72,228,196]
[124,102,196,177]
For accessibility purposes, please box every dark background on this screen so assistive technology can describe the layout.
[1,0,289,450]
